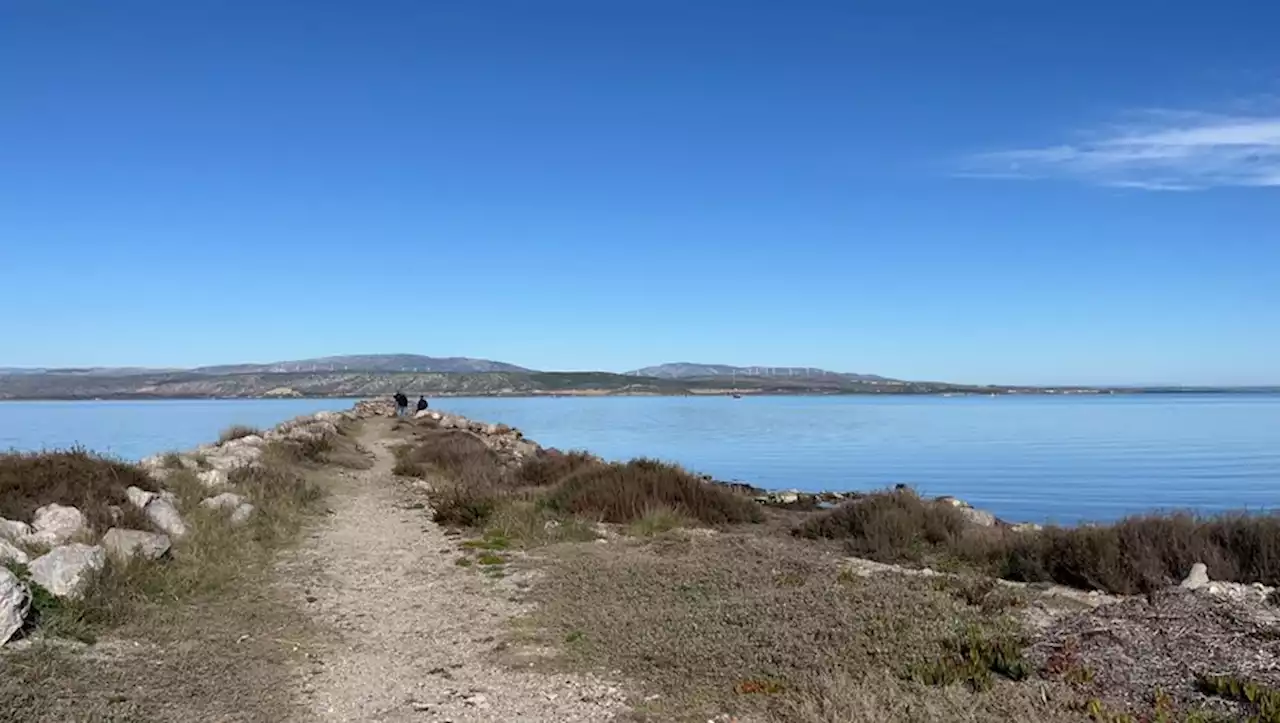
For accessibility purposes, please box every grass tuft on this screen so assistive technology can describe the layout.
[0,448,155,532]
[217,424,261,444]
[545,458,762,526]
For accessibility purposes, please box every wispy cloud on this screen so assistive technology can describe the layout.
[962,110,1280,190]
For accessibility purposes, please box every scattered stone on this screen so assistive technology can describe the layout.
[101,528,171,562]
[30,504,88,546]
[1180,563,1210,590]
[0,567,30,646]
[28,544,106,599]
[159,490,181,508]
[145,498,189,539]
[201,492,247,512]
[197,469,230,490]
[229,503,255,526]
[1009,522,1043,533]
[125,486,157,510]
[0,539,29,566]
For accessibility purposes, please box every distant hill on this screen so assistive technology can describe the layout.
[628,362,890,382]
[191,354,533,375]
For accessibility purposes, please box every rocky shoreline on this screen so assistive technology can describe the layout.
[0,409,357,647]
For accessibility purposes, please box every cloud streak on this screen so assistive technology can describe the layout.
[963,111,1280,190]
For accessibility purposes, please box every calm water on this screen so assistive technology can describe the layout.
[2,395,1277,524]
[0,399,359,460]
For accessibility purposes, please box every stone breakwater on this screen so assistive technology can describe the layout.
[353,399,543,465]
[0,408,358,647]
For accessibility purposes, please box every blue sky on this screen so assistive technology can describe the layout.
[2,1,1278,385]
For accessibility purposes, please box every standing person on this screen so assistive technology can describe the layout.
[393,391,409,417]
[416,395,429,413]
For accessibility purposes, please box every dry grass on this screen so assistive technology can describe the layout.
[627,506,692,537]
[796,488,1280,595]
[0,424,361,720]
[391,430,758,534]
[795,487,972,563]
[524,533,1062,722]
[217,424,261,444]
[0,448,156,532]
[510,449,600,487]
[545,458,762,526]
[392,429,501,480]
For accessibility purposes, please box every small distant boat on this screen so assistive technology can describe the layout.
[732,392,742,399]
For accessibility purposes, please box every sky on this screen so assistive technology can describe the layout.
[2,1,1278,386]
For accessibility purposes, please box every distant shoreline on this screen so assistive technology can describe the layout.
[1,387,1276,402]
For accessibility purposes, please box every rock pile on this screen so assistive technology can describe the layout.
[0,408,354,647]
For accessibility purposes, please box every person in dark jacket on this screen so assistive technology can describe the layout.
[393,391,409,417]
[416,396,429,412]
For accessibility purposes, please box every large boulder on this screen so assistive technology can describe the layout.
[957,507,997,527]
[144,498,189,539]
[101,528,171,562]
[197,469,230,490]
[125,486,157,510]
[0,539,29,566]
[0,568,30,646]
[0,519,31,541]
[28,544,106,599]
[30,504,88,546]
[204,445,263,471]
[200,492,247,512]
[1180,563,1210,590]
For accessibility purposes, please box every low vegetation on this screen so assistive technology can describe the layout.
[545,458,762,526]
[217,424,261,444]
[392,426,760,541]
[798,487,1280,595]
[1,420,367,722]
[0,448,155,532]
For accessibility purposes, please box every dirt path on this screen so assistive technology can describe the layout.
[278,418,626,722]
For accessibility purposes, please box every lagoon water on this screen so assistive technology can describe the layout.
[1,394,1277,524]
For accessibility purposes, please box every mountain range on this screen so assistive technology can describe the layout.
[0,354,1124,399]
[627,362,889,381]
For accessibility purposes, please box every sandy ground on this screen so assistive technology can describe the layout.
[276,418,626,722]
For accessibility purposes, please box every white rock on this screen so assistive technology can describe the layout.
[159,490,180,508]
[1180,562,1210,590]
[0,539,29,566]
[144,498,188,539]
[197,469,230,490]
[125,486,157,510]
[0,519,32,541]
[31,504,88,545]
[957,507,997,527]
[204,447,262,471]
[1010,522,1043,533]
[776,492,800,505]
[414,409,433,419]
[229,503,255,527]
[201,493,247,512]
[101,528,171,562]
[0,568,30,646]
[28,544,106,599]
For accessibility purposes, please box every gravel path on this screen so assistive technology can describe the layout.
[280,418,626,722]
